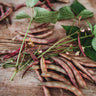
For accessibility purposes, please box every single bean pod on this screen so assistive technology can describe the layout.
[39,81,84,96]
[41,71,71,84]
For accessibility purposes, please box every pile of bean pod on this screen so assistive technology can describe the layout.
[13,23,57,44]
[21,53,96,96]
[1,23,56,59]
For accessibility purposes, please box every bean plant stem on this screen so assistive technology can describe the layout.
[10,8,34,81]
[38,32,78,58]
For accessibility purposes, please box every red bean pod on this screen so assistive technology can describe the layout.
[87,69,96,75]
[14,3,26,11]
[43,86,51,96]
[28,49,38,61]
[14,36,57,44]
[80,63,96,68]
[0,50,15,55]
[15,30,34,37]
[79,71,92,82]
[35,69,44,82]
[35,30,53,39]
[27,38,57,44]
[3,44,25,59]
[0,2,13,21]
[31,65,40,70]
[47,64,67,75]
[35,69,51,96]
[29,27,50,34]
[16,30,53,39]
[14,1,43,11]
[41,71,71,84]
[0,5,4,18]
[78,34,86,57]
[40,57,48,73]
[51,56,77,87]
[30,23,50,31]
[57,0,69,3]
[45,60,52,64]
[44,0,54,11]
[59,53,72,60]
[22,61,39,78]
[39,81,84,96]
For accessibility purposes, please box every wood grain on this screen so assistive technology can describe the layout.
[0,0,96,96]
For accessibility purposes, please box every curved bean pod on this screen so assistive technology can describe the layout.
[39,81,84,96]
[14,36,57,44]
[22,61,39,78]
[41,71,71,84]
[40,57,48,73]
[35,30,53,39]
[35,69,51,96]
[79,71,92,82]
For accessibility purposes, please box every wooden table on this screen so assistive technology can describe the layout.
[0,0,96,96]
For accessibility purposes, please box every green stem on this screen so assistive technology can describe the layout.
[38,32,78,58]
[16,19,33,67]
[10,8,34,81]
[10,70,17,81]
[18,58,32,72]
[51,47,67,51]
[55,34,93,48]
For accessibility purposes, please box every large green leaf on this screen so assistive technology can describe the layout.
[92,37,96,51]
[85,47,96,61]
[26,0,39,7]
[34,7,58,24]
[77,9,93,19]
[71,0,86,15]
[15,11,31,19]
[57,6,75,20]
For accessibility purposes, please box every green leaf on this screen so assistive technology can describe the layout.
[34,7,58,24]
[57,6,75,20]
[92,37,96,51]
[81,37,92,46]
[77,9,93,19]
[85,47,96,61]
[93,25,96,36]
[26,0,39,7]
[62,25,79,38]
[71,0,86,15]
[87,21,93,31]
[15,11,31,19]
